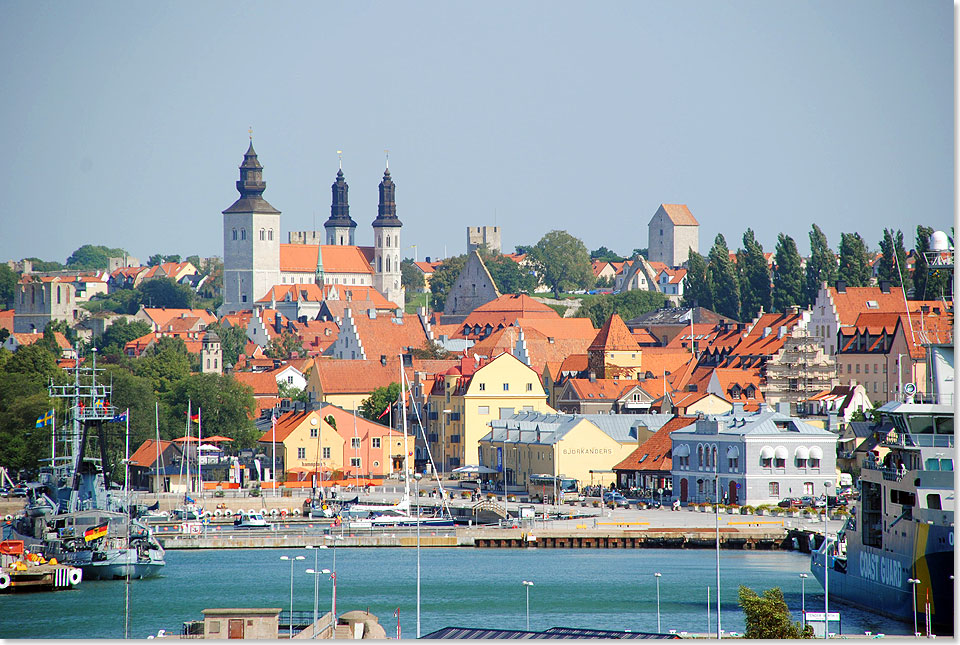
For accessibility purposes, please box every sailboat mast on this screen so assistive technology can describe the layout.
[400,356,411,504]
[185,400,191,495]
[155,401,161,504]
[197,407,202,499]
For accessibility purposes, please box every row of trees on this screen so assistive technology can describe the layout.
[683,225,949,322]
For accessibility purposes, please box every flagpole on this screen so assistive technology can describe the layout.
[51,408,56,465]
[186,400,192,497]
[155,402,161,504]
[272,413,277,498]
[124,407,131,639]
[197,407,203,500]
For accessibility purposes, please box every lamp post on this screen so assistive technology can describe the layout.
[715,453,721,639]
[305,546,329,638]
[907,578,920,637]
[280,555,305,638]
[441,410,452,476]
[823,481,830,640]
[654,572,662,633]
[415,472,422,638]
[799,574,808,630]
[522,580,534,631]
[305,568,332,638]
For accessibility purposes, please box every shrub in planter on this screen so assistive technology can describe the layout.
[726,504,739,514]
[755,504,771,516]
[740,505,755,515]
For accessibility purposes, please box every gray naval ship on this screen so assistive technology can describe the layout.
[811,343,954,635]
[6,357,165,580]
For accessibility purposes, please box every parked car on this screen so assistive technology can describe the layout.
[778,497,803,508]
[602,491,631,508]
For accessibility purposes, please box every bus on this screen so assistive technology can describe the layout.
[528,474,581,503]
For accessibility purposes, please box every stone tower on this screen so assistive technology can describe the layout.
[200,330,222,375]
[467,226,502,254]
[220,141,281,315]
[324,167,356,246]
[372,165,404,308]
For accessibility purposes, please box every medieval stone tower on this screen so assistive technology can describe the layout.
[220,142,281,315]
[372,165,405,309]
[200,329,222,375]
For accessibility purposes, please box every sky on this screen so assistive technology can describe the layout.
[0,2,953,265]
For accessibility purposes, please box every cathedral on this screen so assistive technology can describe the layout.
[219,141,405,316]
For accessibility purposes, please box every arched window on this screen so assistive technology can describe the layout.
[232,228,237,240]
[386,256,391,272]
[377,236,382,248]
[268,229,273,241]
[378,257,382,272]
[57,286,61,304]
[240,228,246,240]
[386,235,391,248]
[711,446,717,468]
[260,229,265,241]
[697,445,703,468]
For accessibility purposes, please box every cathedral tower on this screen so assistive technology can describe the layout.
[324,165,356,245]
[371,165,404,309]
[220,141,281,315]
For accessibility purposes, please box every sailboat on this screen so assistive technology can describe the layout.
[346,359,453,529]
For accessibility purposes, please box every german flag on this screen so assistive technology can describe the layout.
[83,523,109,542]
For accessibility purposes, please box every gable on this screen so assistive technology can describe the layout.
[442,251,501,317]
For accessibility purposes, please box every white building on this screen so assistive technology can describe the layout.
[647,204,699,267]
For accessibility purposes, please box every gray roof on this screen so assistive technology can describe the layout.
[625,306,730,328]
[481,412,673,445]
[672,409,837,438]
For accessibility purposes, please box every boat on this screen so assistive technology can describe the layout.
[170,501,203,522]
[348,507,454,529]
[810,343,954,634]
[233,510,271,529]
[4,358,165,580]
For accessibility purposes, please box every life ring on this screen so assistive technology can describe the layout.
[292,509,301,516]
[279,509,287,517]
[247,508,255,515]
[0,572,10,589]
[214,510,221,518]
[269,509,279,517]
[3,514,11,521]
[68,567,82,586]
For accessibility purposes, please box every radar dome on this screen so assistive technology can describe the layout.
[930,230,950,252]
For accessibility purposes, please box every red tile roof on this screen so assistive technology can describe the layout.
[568,378,644,401]
[141,307,216,329]
[312,357,413,395]
[559,353,589,374]
[129,439,177,468]
[0,310,14,333]
[347,312,430,359]
[660,204,698,226]
[588,314,640,352]
[279,244,374,274]
[232,371,280,396]
[9,331,72,351]
[613,415,697,472]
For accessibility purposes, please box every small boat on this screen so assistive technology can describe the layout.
[233,511,271,529]
[170,503,202,521]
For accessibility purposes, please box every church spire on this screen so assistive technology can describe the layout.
[237,141,266,198]
[373,165,401,227]
[324,154,357,245]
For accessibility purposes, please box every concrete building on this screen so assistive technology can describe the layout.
[647,204,699,267]
[440,250,501,324]
[670,403,838,506]
[467,225,502,254]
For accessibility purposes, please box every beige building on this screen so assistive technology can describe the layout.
[426,353,552,473]
[201,608,281,639]
[761,328,837,413]
[14,276,78,333]
[647,204,699,267]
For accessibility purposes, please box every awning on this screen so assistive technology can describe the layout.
[726,446,740,459]
[774,446,788,460]
[809,446,824,460]
[795,446,810,460]
[760,446,774,459]
[673,444,690,458]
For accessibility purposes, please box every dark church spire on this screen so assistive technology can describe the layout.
[223,139,279,214]
[373,166,402,228]
[325,167,356,229]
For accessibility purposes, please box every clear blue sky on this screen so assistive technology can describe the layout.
[0,2,952,265]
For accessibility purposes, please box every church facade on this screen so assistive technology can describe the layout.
[220,143,405,315]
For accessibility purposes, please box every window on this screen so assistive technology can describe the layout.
[697,446,703,468]
[526,383,533,392]
[351,458,361,467]
[927,494,942,510]
[847,364,851,374]
[478,406,490,415]
[855,364,860,374]
[450,435,460,444]
[796,458,806,468]
[268,229,273,241]
[260,229,265,241]
[310,427,318,438]
[232,228,237,240]
[769,482,780,497]
[503,383,509,391]
[372,437,381,448]
[322,447,331,459]
[287,376,294,384]
[774,457,785,468]
[351,437,360,448]
[478,383,485,391]
[297,447,306,459]
[241,228,246,240]
[728,457,739,471]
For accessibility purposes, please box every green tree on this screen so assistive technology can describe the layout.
[138,277,195,309]
[529,230,594,298]
[24,257,65,272]
[631,248,649,259]
[277,380,311,404]
[590,246,625,262]
[837,232,871,287]
[706,234,740,320]
[0,264,17,307]
[681,249,711,309]
[83,289,142,315]
[97,319,153,356]
[204,322,247,367]
[514,245,533,255]
[876,228,910,291]
[147,254,164,266]
[737,229,771,321]
[265,331,305,359]
[772,233,804,313]
[66,244,127,270]
[577,290,667,328]
[165,373,258,448]
[913,226,952,300]
[0,343,61,472]
[133,336,191,394]
[359,383,400,423]
[803,225,837,307]
[737,585,813,639]
[401,258,426,293]
[481,249,537,294]
[409,339,451,360]
[186,255,202,269]
[102,365,160,452]
[428,255,467,311]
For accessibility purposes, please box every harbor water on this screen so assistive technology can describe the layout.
[0,547,909,638]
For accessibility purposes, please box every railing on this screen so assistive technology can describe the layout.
[861,459,905,482]
[279,610,324,631]
[181,621,204,638]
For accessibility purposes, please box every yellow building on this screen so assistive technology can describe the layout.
[426,353,553,473]
[305,358,407,412]
[258,409,345,479]
[478,411,674,490]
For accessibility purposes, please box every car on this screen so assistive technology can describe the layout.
[10,485,28,498]
[778,497,803,508]
[602,491,631,508]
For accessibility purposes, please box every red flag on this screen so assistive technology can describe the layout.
[184,411,200,421]
[377,404,391,420]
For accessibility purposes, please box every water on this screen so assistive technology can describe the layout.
[0,548,908,639]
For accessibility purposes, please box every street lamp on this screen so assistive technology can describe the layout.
[305,546,329,638]
[279,555,305,638]
[414,472,422,638]
[907,578,921,637]
[441,410,452,475]
[823,481,830,640]
[799,574,808,630]
[654,572,662,633]
[522,580,534,631]
[305,568,332,638]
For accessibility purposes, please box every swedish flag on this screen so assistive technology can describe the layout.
[35,409,54,428]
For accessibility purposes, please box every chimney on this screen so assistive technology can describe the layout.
[368,308,377,319]
[732,402,745,415]
[790,305,800,315]
[380,355,387,366]
[879,280,891,294]
[274,313,282,335]
[589,371,596,383]
[777,326,786,339]
[762,326,771,338]
[836,280,846,293]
